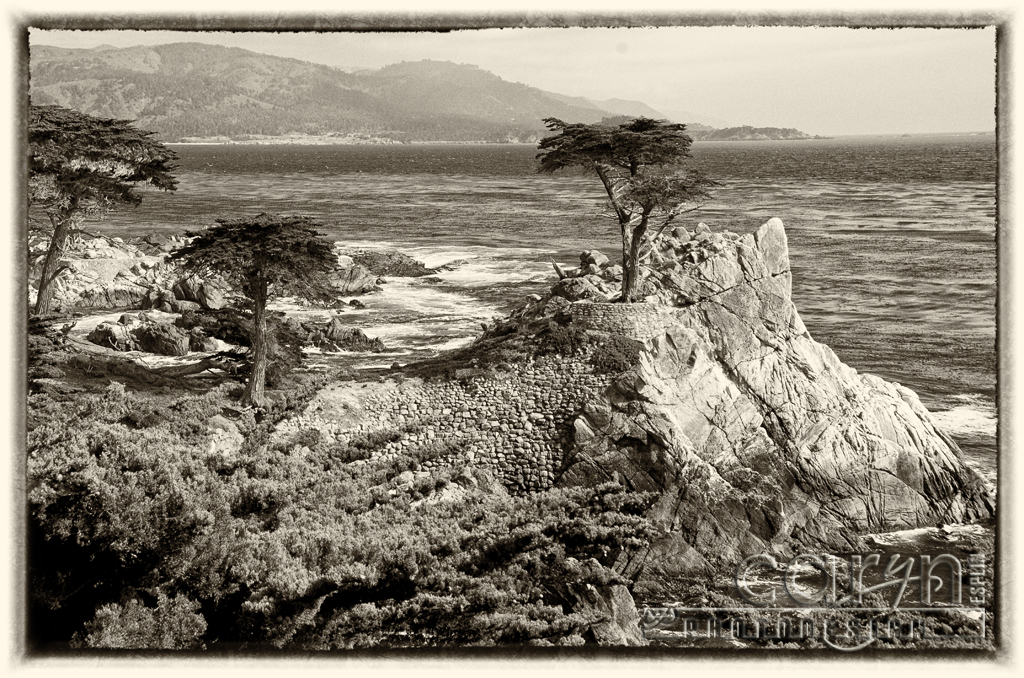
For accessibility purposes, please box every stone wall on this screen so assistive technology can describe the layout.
[569,301,678,341]
[278,354,613,493]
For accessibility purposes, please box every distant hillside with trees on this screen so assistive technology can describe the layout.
[30,44,656,143]
[30,43,820,143]
[688,125,825,141]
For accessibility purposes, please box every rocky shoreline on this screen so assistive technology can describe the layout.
[25,218,995,648]
[27,234,445,363]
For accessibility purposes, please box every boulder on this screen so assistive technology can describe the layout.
[171,299,202,314]
[557,218,994,594]
[134,322,191,356]
[189,328,220,352]
[172,277,202,304]
[173,276,229,310]
[321,319,385,352]
[581,250,610,268]
[140,289,173,311]
[543,558,646,646]
[87,322,138,352]
[551,277,605,302]
[544,296,572,317]
[332,264,382,296]
[671,227,691,243]
[582,274,609,291]
[205,414,243,457]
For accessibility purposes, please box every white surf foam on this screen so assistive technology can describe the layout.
[930,394,997,438]
[866,523,988,546]
[430,258,553,287]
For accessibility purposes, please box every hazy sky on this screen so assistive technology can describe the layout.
[30,24,996,135]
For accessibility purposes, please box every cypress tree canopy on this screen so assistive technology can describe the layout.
[28,104,178,215]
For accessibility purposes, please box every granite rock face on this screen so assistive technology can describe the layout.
[132,322,192,356]
[27,236,231,312]
[345,248,436,277]
[172,275,229,310]
[281,316,387,353]
[332,258,382,295]
[556,218,994,590]
[27,236,173,311]
[552,277,608,303]
[87,313,197,357]
[544,558,647,647]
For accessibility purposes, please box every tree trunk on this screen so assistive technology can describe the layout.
[33,211,74,315]
[596,163,650,303]
[242,279,269,408]
[620,217,649,303]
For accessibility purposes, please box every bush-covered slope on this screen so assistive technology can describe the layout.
[27,371,657,649]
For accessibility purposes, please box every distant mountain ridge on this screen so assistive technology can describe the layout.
[29,43,818,143]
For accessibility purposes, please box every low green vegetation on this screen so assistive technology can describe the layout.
[27,371,658,649]
[402,312,643,383]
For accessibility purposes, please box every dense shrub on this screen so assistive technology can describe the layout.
[73,593,207,650]
[27,382,658,650]
[540,323,642,375]
[542,322,588,357]
[589,335,643,374]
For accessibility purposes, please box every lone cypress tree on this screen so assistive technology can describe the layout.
[168,214,338,408]
[537,117,716,302]
[28,104,178,314]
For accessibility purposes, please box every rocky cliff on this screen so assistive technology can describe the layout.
[556,218,993,591]
[270,218,993,603]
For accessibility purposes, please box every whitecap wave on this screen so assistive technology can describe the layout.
[430,257,553,287]
[929,394,997,438]
[333,241,558,274]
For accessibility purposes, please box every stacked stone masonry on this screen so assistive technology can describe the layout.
[569,301,680,342]
[278,355,613,493]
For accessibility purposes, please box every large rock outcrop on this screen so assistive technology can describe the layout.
[332,249,439,295]
[557,218,994,591]
[27,236,174,310]
[27,236,221,311]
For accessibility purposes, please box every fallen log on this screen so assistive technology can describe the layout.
[64,337,243,386]
[150,358,224,377]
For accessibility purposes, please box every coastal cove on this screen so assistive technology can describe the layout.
[69,135,996,483]
[26,132,998,650]
[23,24,1001,653]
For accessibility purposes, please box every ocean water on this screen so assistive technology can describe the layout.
[85,135,997,485]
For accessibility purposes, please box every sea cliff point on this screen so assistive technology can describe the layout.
[275,219,994,592]
[27,218,994,647]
